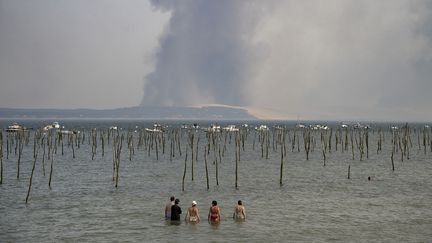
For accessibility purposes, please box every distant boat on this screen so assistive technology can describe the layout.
[353,123,370,130]
[256,125,269,131]
[206,124,221,132]
[181,123,200,130]
[145,123,165,133]
[43,121,64,131]
[296,124,306,129]
[6,122,28,132]
[223,125,239,132]
[311,124,329,130]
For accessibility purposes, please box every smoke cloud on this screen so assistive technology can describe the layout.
[143,0,432,121]
[141,0,266,106]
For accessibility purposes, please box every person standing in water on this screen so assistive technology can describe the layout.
[233,200,246,220]
[165,196,175,219]
[185,201,200,223]
[208,200,221,224]
[171,199,182,221]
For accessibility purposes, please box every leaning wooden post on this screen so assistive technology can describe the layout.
[204,146,209,190]
[279,137,284,186]
[48,132,55,189]
[182,149,188,191]
[114,134,124,188]
[26,132,39,203]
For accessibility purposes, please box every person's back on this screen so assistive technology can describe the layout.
[233,200,246,220]
[165,196,175,219]
[208,200,220,224]
[171,199,182,221]
[186,201,200,223]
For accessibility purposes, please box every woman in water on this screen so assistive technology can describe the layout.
[185,201,200,223]
[208,200,221,224]
[233,200,246,220]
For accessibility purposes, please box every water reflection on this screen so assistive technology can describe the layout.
[169,220,181,226]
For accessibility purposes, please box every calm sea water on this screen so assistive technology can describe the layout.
[0,119,431,242]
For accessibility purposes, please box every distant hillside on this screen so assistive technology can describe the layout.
[0,106,257,120]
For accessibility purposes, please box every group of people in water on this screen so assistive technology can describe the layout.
[165,196,246,224]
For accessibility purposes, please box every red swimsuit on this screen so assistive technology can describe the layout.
[210,206,219,222]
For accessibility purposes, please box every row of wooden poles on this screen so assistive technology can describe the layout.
[0,123,431,203]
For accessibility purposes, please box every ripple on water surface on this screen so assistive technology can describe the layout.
[1,120,432,242]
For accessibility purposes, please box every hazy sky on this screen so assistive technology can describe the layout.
[1,0,432,121]
[0,0,169,109]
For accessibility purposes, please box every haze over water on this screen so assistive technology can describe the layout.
[0,119,431,242]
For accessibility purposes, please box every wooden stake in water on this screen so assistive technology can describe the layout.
[114,134,124,188]
[48,132,55,189]
[391,132,395,171]
[17,131,25,179]
[26,132,39,203]
[182,149,188,191]
[235,132,239,189]
[303,129,311,160]
[350,130,355,160]
[215,136,219,186]
[71,133,75,159]
[280,138,284,186]
[321,131,327,166]
[101,131,105,157]
[204,146,209,190]
[347,164,351,179]
[189,132,194,181]
[41,136,46,176]
[6,133,9,160]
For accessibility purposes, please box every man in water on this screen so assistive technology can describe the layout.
[185,201,200,223]
[165,196,175,219]
[208,200,221,224]
[233,200,246,220]
[171,198,182,221]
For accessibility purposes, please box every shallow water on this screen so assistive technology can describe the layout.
[0,119,431,242]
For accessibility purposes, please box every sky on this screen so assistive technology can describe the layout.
[1,0,432,121]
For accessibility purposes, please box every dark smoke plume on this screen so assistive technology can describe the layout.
[142,0,264,106]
